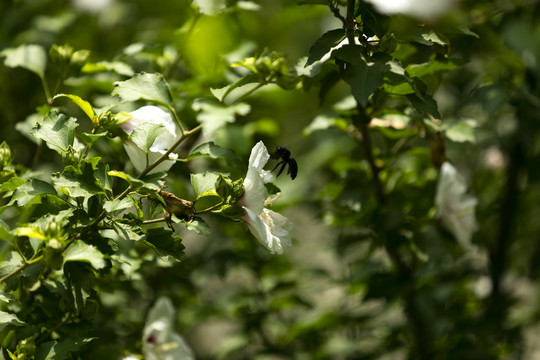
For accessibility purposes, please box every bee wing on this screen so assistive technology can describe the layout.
[288,158,298,180]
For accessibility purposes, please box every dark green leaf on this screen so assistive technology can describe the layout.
[297,0,329,5]
[334,46,388,106]
[144,227,185,261]
[35,337,93,360]
[306,29,346,66]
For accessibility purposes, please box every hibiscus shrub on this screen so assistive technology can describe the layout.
[2,0,540,359]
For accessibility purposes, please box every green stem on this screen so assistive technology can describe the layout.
[143,217,168,224]
[0,255,44,285]
[167,105,185,134]
[40,74,53,104]
[195,200,225,215]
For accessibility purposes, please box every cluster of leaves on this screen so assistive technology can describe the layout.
[2,0,540,359]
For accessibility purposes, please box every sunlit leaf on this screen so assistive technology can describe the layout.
[186,141,238,162]
[113,72,173,107]
[1,44,47,77]
[82,61,134,76]
[9,178,57,207]
[192,98,250,136]
[54,94,95,121]
[32,111,78,156]
[64,240,106,270]
[129,122,165,152]
[210,74,260,103]
[191,171,220,199]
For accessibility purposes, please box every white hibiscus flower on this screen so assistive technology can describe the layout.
[122,106,179,174]
[142,297,194,360]
[435,162,478,247]
[240,141,293,254]
[365,0,457,20]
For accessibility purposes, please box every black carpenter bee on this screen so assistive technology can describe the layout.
[272,146,298,180]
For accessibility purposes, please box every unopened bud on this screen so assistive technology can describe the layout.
[0,141,12,170]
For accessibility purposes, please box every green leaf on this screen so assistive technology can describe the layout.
[112,220,143,241]
[9,178,57,207]
[53,160,106,199]
[191,171,220,199]
[443,118,477,143]
[103,198,133,213]
[306,29,346,66]
[0,176,25,193]
[210,74,260,103]
[113,72,173,108]
[181,216,211,236]
[129,122,165,152]
[107,170,162,195]
[78,132,107,147]
[192,98,251,136]
[302,113,348,136]
[144,227,185,261]
[1,44,47,77]
[64,240,106,270]
[0,311,25,331]
[32,111,78,156]
[0,219,12,241]
[0,252,24,280]
[53,94,95,121]
[186,141,238,163]
[406,58,466,79]
[35,338,94,360]
[417,31,447,46]
[333,46,388,106]
[82,61,134,76]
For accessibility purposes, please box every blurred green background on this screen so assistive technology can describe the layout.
[3,0,540,359]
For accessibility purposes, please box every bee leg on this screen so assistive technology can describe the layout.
[272,160,287,177]
[277,161,288,177]
[272,160,284,172]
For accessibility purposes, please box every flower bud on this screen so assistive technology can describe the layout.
[62,145,80,166]
[0,141,12,170]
